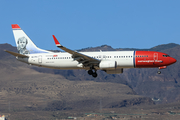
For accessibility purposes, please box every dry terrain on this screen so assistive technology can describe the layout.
[0,57,152,119]
[0,43,180,119]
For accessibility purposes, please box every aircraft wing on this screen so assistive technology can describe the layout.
[52,35,100,67]
[4,50,29,58]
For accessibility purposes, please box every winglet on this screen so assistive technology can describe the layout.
[52,35,62,47]
[11,24,21,29]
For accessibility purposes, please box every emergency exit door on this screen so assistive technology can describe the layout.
[38,55,42,63]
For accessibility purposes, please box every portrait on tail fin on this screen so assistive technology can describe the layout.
[17,37,30,54]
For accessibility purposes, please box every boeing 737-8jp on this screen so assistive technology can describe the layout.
[5,24,176,78]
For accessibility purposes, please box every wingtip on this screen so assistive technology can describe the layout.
[52,35,62,46]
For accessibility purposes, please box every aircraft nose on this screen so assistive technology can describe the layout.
[170,57,177,64]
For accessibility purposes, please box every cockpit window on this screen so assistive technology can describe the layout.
[163,55,170,57]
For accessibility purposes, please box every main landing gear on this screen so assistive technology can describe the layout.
[88,69,98,78]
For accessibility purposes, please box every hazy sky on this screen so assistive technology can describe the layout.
[1,1,180,50]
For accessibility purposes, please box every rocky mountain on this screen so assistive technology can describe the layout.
[75,43,180,104]
[0,43,156,114]
[77,43,179,52]
[31,43,180,104]
[0,42,179,111]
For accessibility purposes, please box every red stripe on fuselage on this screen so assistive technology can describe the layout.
[135,51,173,68]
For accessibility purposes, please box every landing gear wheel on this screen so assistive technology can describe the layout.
[88,70,93,75]
[157,71,161,74]
[92,72,98,78]
[88,66,98,78]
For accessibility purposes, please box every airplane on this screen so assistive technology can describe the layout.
[5,24,177,78]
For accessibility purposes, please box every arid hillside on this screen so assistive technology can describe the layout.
[0,44,154,112]
[25,43,180,104]
[0,43,180,119]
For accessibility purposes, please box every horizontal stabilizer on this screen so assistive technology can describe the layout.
[4,50,29,58]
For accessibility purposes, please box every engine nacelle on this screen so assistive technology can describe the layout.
[99,60,117,70]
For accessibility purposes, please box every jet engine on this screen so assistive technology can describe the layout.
[99,60,117,70]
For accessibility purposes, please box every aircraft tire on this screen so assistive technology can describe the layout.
[157,71,161,74]
[92,72,98,78]
[88,70,93,75]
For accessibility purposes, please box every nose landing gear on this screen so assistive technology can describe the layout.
[157,70,161,74]
[157,66,167,74]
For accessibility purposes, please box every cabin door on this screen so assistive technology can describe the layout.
[38,55,42,63]
[154,53,158,60]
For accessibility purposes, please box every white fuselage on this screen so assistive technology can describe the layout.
[17,51,135,70]
[10,24,177,77]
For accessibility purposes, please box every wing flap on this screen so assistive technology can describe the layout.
[4,50,29,58]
